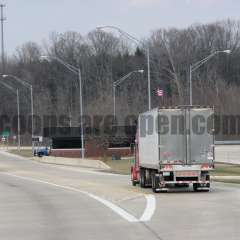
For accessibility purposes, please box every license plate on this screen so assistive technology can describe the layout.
[163,172,171,177]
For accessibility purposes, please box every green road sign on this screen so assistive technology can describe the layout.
[2,131,10,137]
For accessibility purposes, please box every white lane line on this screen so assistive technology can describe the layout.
[2,173,140,223]
[140,195,156,222]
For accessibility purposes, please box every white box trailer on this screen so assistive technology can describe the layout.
[131,106,215,192]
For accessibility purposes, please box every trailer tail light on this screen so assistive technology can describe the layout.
[163,165,173,171]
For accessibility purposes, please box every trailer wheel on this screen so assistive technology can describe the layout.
[151,171,160,193]
[193,183,199,192]
[140,168,146,188]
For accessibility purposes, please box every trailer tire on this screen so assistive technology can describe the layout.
[193,183,199,192]
[152,171,160,193]
[140,168,146,188]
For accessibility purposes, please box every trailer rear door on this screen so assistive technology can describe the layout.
[159,109,186,165]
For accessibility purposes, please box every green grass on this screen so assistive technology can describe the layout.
[9,149,33,158]
[212,163,240,176]
[101,157,133,175]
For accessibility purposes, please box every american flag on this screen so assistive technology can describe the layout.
[156,88,164,97]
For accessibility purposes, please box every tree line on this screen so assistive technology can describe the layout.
[1,19,240,142]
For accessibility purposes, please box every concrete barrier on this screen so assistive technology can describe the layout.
[34,156,111,170]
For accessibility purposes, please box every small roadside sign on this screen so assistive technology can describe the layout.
[2,131,10,137]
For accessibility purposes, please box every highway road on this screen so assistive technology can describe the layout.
[0,151,240,240]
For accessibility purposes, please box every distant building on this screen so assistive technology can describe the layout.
[43,126,136,158]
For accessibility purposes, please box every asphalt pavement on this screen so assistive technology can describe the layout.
[0,151,240,240]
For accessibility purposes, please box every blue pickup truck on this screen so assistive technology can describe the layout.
[34,147,49,157]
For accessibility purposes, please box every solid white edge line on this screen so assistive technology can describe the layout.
[2,173,139,223]
[140,195,156,222]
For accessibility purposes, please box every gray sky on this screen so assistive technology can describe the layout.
[3,0,240,54]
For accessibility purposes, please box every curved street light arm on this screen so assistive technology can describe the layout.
[0,79,16,93]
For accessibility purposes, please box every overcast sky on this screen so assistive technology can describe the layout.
[3,0,240,54]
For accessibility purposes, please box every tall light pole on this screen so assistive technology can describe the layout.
[40,55,85,159]
[97,26,152,110]
[2,74,34,150]
[0,80,20,150]
[0,4,6,73]
[113,70,144,119]
[189,49,231,105]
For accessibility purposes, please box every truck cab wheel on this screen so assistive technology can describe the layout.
[140,169,146,188]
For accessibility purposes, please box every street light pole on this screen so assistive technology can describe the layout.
[2,74,34,150]
[189,50,231,105]
[113,70,144,120]
[97,26,152,110]
[40,55,85,159]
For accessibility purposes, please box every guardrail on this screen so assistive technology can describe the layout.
[215,140,240,145]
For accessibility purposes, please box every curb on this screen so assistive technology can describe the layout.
[32,156,111,170]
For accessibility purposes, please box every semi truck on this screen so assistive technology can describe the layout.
[131,106,215,192]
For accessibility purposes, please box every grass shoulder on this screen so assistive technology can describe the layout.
[9,149,33,158]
